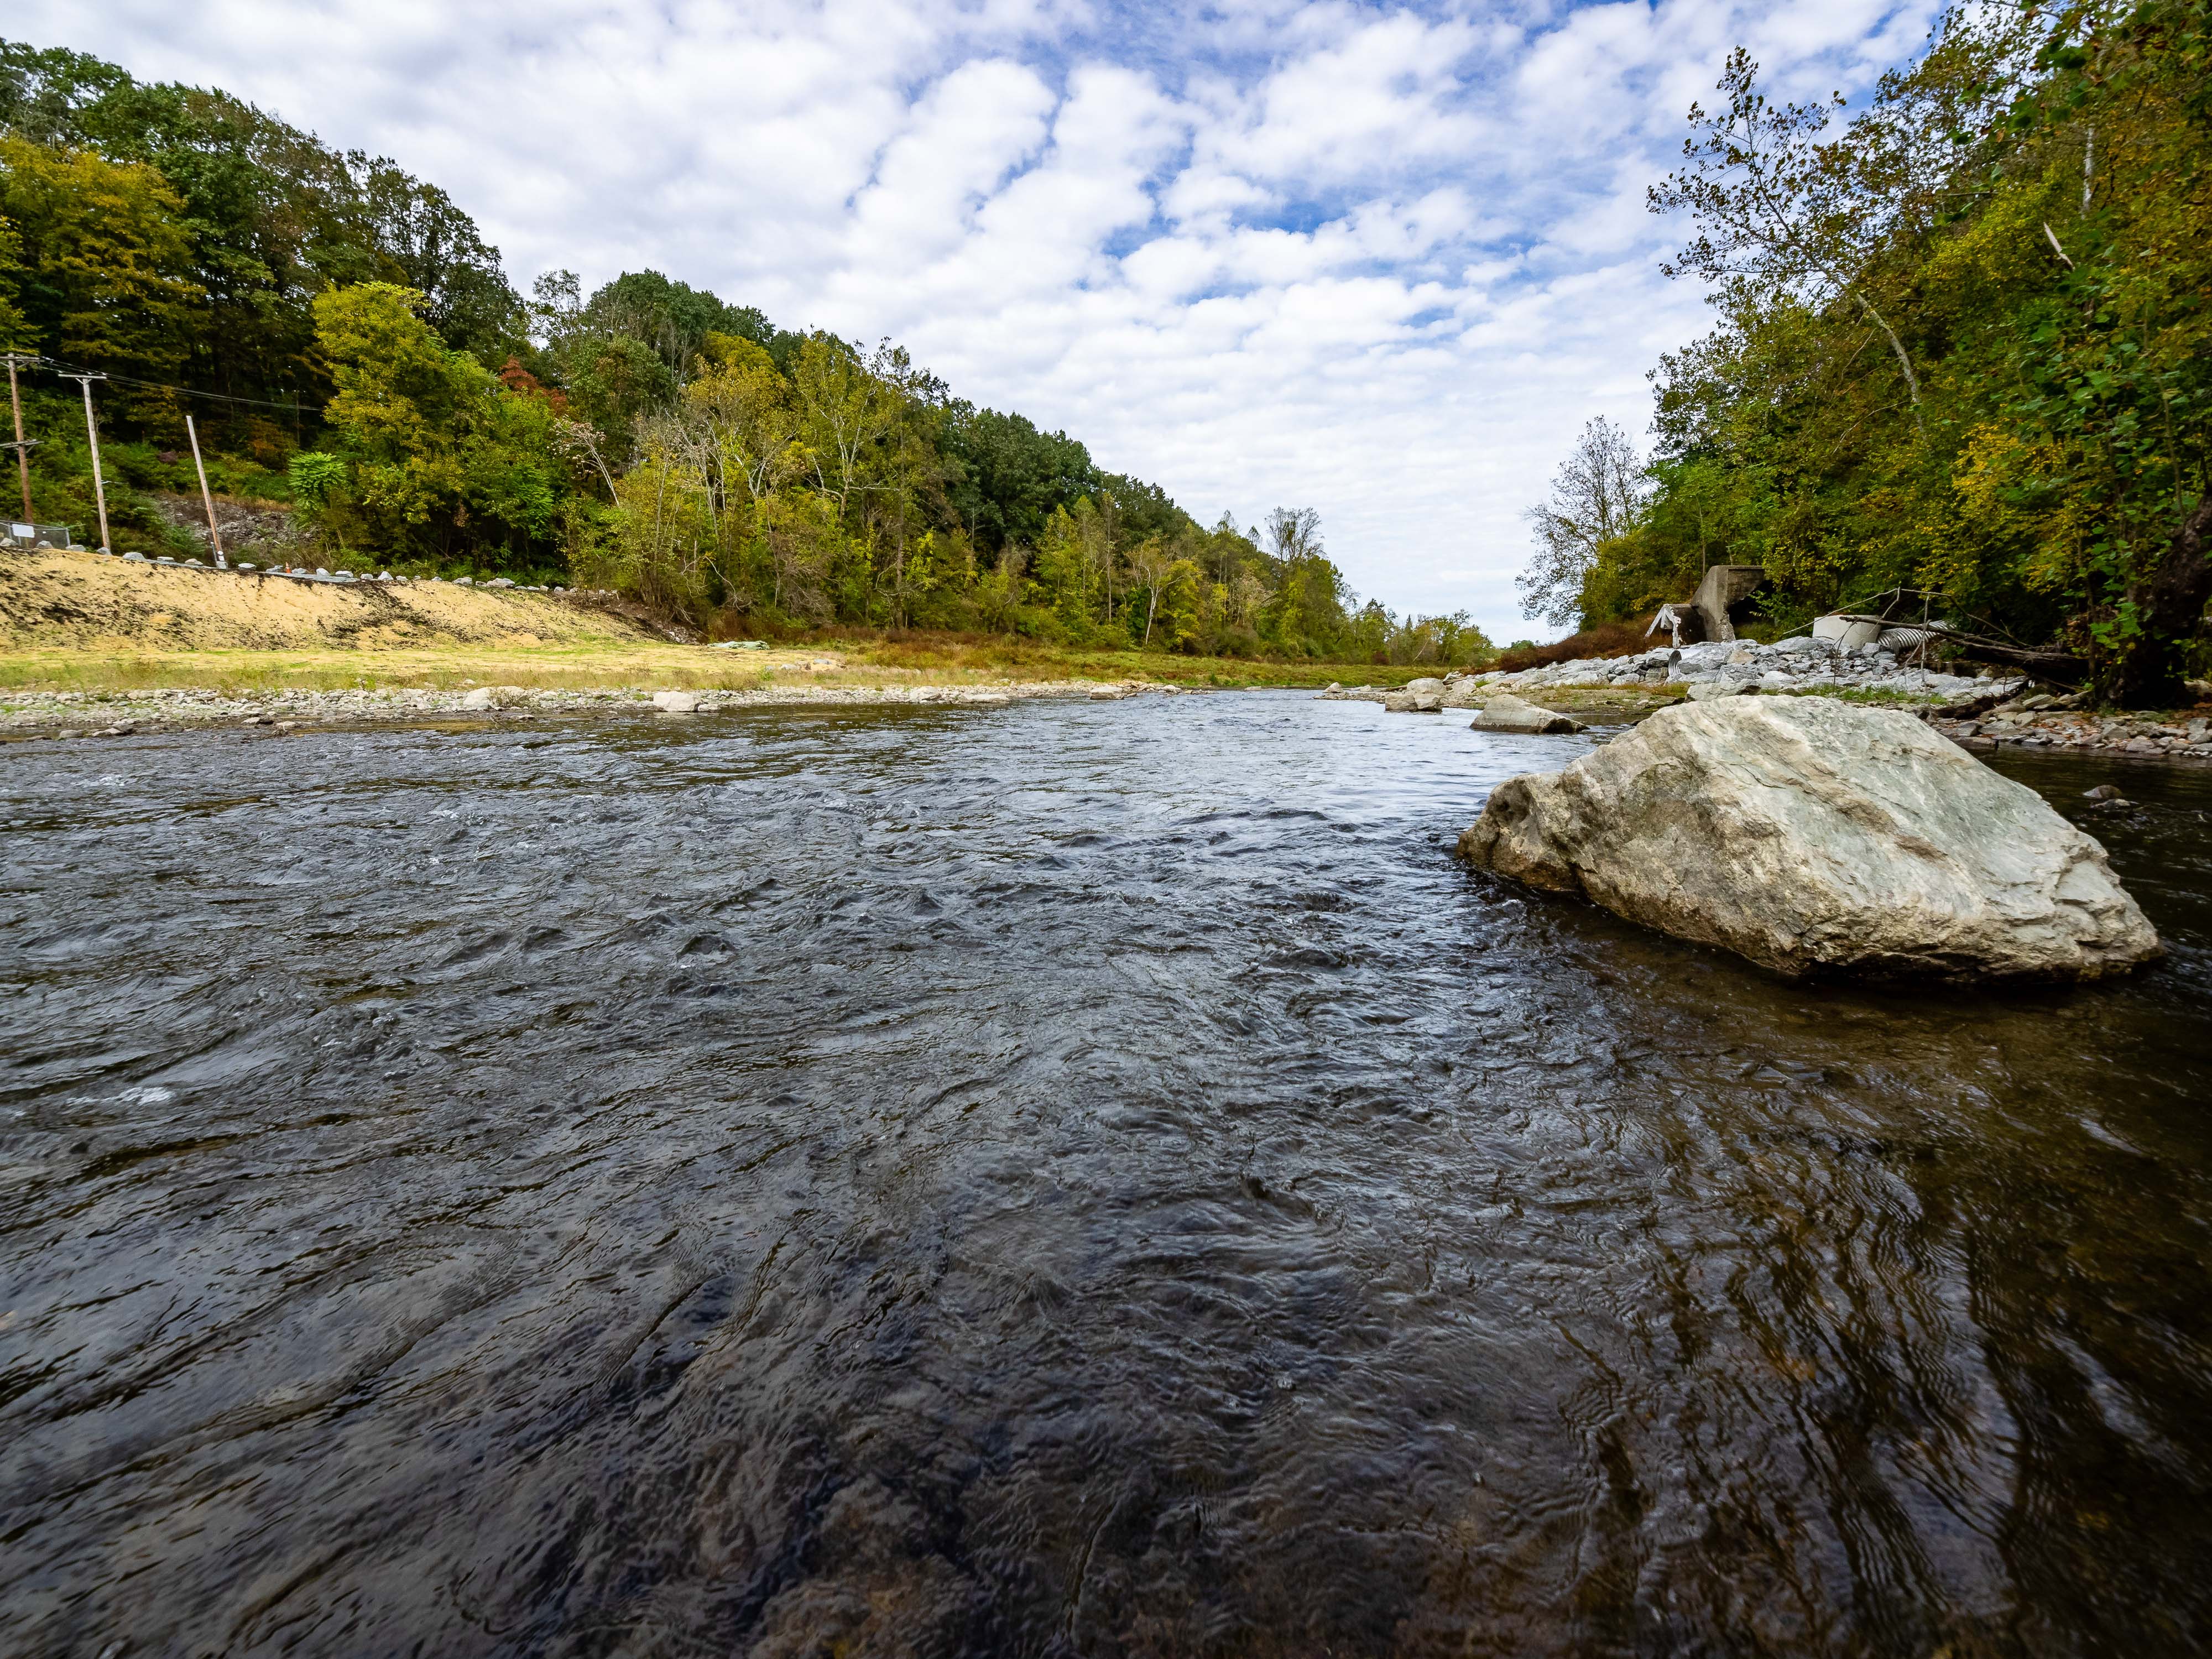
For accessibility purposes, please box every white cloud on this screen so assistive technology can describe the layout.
[17,0,1942,643]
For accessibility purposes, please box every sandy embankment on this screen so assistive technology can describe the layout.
[0,551,1168,730]
[0,550,663,654]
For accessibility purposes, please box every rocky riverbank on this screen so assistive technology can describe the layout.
[0,678,1198,737]
[1328,635,2016,709]
[1321,634,2212,765]
[1928,698,2212,760]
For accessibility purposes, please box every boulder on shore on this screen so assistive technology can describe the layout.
[1455,696,2159,979]
[1470,693,1584,734]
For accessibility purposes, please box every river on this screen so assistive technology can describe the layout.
[3,692,2209,1657]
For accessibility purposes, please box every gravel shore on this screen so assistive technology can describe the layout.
[1327,634,2212,766]
[0,678,1197,737]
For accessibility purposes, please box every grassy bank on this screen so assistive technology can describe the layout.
[0,639,1428,696]
[0,550,1442,695]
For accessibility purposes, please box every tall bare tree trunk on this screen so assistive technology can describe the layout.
[1853,290,1923,439]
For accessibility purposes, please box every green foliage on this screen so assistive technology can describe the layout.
[1549,1,2212,700]
[286,450,345,507]
[0,36,523,422]
[0,132,201,407]
[942,405,1098,552]
[309,283,572,565]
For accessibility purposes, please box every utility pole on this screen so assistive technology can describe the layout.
[185,413,225,568]
[58,372,111,552]
[2,352,36,523]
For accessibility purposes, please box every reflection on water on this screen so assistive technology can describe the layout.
[2,695,2209,1657]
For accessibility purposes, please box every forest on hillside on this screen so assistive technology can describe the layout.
[1519,0,2212,704]
[0,40,1490,665]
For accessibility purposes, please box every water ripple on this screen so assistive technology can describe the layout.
[1,695,2209,1656]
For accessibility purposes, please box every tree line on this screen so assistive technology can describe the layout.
[0,39,1489,665]
[1520,1,2210,704]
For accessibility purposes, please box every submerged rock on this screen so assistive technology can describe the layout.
[1470,693,1584,734]
[1455,696,2159,979]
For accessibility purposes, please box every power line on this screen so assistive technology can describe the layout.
[27,356,314,416]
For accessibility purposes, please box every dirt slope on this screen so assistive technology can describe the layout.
[0,551,656,652]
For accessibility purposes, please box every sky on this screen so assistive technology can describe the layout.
[23,0,1938,643]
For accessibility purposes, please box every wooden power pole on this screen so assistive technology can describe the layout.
[185,414,225,567]
[57,371,110,552]
[2,353,35,523]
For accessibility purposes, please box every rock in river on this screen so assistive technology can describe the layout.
[653,690,703,713]
[1455,696,2159,979]
[1384,679,1446,713]
[1470,693,1584,734]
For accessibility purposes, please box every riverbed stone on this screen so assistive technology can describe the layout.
[1384,686,1446,712]
[653,690,703,713]
[1456,696,2159,980]
[1470,693,1584,734]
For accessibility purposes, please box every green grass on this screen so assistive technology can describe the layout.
[0,636,1430,697]
[1791,685,1940,707]
[0,645,776,695]
[832,634,1438,689]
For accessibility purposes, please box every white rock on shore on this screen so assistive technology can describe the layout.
[1457,696,2161,980]
[1470,693,1584,734]
[1486,635,2019,706]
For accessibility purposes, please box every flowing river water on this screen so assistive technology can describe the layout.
[3,692,2209,1657]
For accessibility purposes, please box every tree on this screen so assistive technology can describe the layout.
[0,134,201,404]
[791,333,908,521]
[942,404,1097,552]
[1151,557,1206,651]
[1,38,524,414]
[1516,417,1647,627]
[686,336,803,508]
[0,211,32,349]
[350,160,523,360]
[1264,505,1323,567]
[1650,48,1928,435]
[312,281,567,566]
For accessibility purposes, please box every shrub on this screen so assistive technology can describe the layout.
[1493,615,1658,674]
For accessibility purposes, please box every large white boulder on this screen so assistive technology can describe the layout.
[1456,696,2158,979]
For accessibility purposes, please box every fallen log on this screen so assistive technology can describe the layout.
[1938,637,2089,685]
[1827,613,2089,685]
